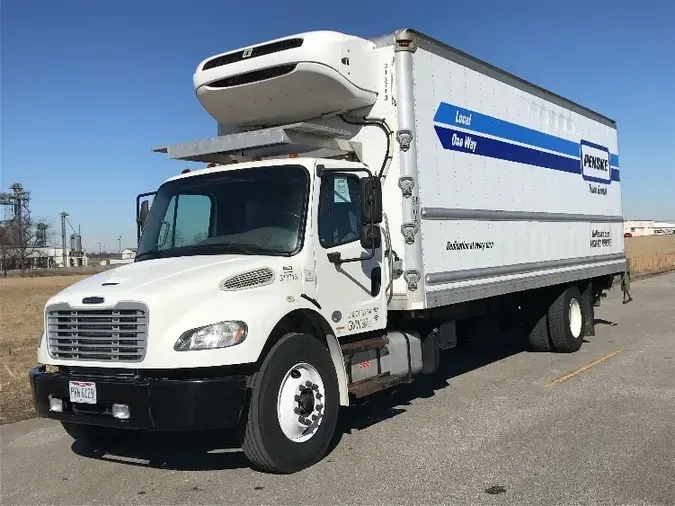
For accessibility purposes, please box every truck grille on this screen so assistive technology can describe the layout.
[47,304,148,362]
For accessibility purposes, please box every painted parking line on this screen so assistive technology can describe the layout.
[546,349,623,387]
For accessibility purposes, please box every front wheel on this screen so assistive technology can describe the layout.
[242,332,340,473]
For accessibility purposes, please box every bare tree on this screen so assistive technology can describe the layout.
[0,216,53,273]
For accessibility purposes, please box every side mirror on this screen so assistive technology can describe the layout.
[136,191,156,244]
[360,224,382,250]
[360,177,382,224]
[139,200,150,230]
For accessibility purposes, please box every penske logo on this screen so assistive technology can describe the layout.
[580,140,611,184]
[583,154,609,173]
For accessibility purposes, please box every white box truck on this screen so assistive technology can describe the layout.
[30,29,631,473]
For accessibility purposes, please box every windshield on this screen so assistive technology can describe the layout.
[136,164,309,260]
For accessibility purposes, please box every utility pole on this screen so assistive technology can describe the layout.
[118,236,122,254]
[60,212,68,268]
[98,242,101,255]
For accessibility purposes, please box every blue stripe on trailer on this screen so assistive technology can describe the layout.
[434,125,620,182]
[433,102,620,168]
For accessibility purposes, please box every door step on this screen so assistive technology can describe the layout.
[340,335,389,356]
[348,372,403,398]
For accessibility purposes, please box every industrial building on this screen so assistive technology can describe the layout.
[24,246,90,269]
[0,182,89,271]
[624,220,675,236]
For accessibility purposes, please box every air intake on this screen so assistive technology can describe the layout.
[219,268,275,291]
[206,64,297,89]
[202,38,304,70]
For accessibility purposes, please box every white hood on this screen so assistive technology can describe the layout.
[39,254,312,369]
[52,255,255,302]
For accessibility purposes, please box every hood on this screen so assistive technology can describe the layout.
[49,254,291,305]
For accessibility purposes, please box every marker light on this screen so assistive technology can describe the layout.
[181,168,191,174]
[289,153,299,158]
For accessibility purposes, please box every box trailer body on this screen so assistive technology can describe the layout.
[30,28,629,474]
[383,32,624,310]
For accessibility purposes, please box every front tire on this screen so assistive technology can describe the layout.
[242,332,340,473]
[547,285,586,353]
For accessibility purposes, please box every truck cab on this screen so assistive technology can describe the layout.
[31,154,393,474]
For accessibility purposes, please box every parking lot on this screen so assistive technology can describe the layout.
[2,272,674,505]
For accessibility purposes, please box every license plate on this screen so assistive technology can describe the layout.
[69,381,97,404]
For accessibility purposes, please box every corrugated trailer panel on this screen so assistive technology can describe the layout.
[410,45,625,308]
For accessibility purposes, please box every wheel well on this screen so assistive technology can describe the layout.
[256,309,350,406]
[257,309,334,365]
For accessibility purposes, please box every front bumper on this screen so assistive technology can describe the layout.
[29,365,250,430]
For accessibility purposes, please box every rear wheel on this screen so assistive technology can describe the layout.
[522,296,552,352]
[61,422,139,448]
[242,332,339,473]
[548,285,585,353]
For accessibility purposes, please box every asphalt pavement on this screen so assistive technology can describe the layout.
[2,273,674,505]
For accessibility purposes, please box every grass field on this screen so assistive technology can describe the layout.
[625,234,675,278]
[0,276,89,424]
[1,235,674,424]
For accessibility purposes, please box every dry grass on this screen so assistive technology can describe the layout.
[0,237,674,425]
[3,265,112,278]
[0,276,88,424]
[625,235,675,279]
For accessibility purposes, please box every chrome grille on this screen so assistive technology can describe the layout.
[47,304,147,362]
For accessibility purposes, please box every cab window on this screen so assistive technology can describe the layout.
[318,174,362,248]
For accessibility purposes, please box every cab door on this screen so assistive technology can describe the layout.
[312,163,386,338]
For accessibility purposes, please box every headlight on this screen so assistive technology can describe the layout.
[174,321,248,351]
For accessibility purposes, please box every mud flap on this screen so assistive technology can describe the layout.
[622,258,633,305]
[582,281,596,337]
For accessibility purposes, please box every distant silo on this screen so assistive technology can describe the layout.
[36,223,48,247]
[70,234,83,253]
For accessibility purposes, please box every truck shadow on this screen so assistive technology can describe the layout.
[70,429,249,471]
[333,329,527,439]
[71,327,531,472]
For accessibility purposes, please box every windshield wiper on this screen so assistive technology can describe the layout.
[190,242,255,255]
[191,242,292,256]
[135,248,168,261]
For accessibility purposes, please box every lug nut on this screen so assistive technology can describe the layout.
[295,395,302,402]
[316,404,323,411]
[294,407,302,414]
[316,393,323,400]
[311,384,319,391]
[312,414,318,421]
[305,381,313,388]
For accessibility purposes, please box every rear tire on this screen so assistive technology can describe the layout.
[547,285,585,353]
[242,332,339,474]
[61,422,139,448]
[522,297,552,352]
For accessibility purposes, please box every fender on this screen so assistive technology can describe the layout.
[325,332,349,406]
[262,305,350,407]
